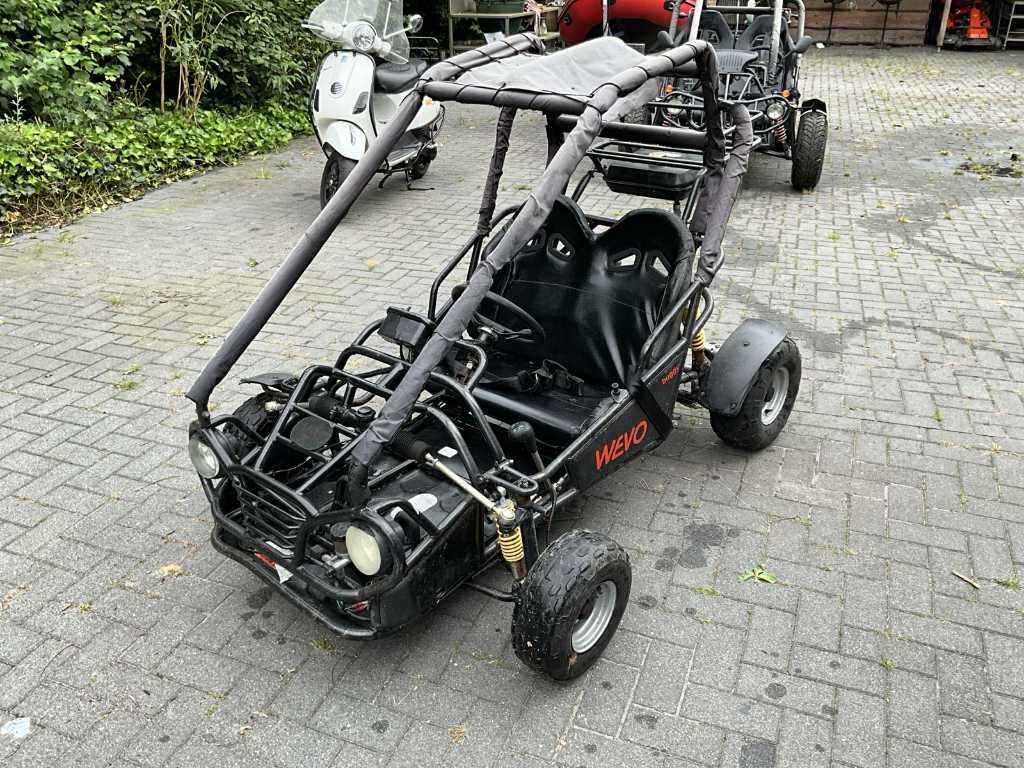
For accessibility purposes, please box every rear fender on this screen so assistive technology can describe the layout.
[704,319,787,416]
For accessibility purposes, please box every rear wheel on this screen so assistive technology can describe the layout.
[320,153,357,209]
[410,157,431,180]
[710,337,801,451]
[512,530,631,680]
[790,110,828,191]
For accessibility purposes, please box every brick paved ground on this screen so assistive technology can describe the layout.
[2,46,1024,767]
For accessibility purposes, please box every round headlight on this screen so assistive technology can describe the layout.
[188,434,221,479]
[346,524,384,576]
[350,22,376,52]
[766,101,786,122]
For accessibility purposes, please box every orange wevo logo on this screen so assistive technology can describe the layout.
[594,419,649,470]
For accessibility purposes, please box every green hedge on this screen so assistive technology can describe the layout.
[0,104,308,232]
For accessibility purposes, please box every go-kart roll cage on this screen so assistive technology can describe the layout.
[652,1,809,148]
[187,35,754,627]
[188,32,742,429]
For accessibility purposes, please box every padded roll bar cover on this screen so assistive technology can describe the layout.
[391,431,431,463]
[705,319,786,416]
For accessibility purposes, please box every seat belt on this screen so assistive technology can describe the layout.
[630,381,674,439]
[487,359,584,396]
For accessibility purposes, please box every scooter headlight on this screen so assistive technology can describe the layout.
[346,523,389,576]
[349,22,377,52]
[188,434,221,479]
[766,101,787,122]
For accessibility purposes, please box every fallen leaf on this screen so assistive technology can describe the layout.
[158,563,189,580]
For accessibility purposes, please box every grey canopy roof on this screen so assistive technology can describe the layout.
[453,36,648,102]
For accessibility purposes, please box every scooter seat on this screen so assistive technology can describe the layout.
[375,59,428,93]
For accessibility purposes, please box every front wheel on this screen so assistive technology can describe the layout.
[710,337,801,451]
[320,153,357,209]
[512,530,631,680]
[790,110,828,191]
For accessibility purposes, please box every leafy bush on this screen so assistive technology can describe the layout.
[1,1,326,232]
[0,0,151,124]
[0,104,308,233]
[1,0,325,124]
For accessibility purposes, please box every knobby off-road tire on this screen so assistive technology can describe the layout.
[320,153,357,209]
[710,337,801,451]
[790,110,828,191]
[512,530,631,680]
[224,392,285,459]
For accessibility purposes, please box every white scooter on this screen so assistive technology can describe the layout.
[304,0,445,208]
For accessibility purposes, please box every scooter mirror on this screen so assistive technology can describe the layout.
[408,14,424,33]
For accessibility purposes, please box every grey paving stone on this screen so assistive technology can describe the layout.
[891,611,984,656]
[833,689,885,768]
[941,715,1024,768]
[736,664,835,720]
[888,668,939,747]
[688,622,745,691]
[985,633,1024,698]
[791,645,885,697]
[778,710,831,768]
[680,684,781,742]
[888,737,994,768]
[743,605,795,673]
[635,640,692,714]
[794,590,842,652]
[620,706,724,766]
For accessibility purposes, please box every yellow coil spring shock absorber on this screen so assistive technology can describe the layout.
[691,322,708,370]
[495,500,527,580]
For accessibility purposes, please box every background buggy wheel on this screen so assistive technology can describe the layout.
[710,337,801,451]
[512,530,631,681]
[224,392,285,459]
[320,153,356,209]
[790,110,828,191]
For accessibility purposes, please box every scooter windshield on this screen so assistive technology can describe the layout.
[308,0,411,62]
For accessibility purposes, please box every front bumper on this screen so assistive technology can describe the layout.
[211,525,382,639]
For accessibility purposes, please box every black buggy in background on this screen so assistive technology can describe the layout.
[185,34,802,680]
[650,0,828,191]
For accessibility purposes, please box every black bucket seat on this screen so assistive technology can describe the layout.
[473,196,693,446]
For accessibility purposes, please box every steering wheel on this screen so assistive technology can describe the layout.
[451,284,546,345]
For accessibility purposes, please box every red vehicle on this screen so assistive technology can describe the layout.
[945,0,1002,48]
[558,0,696,47]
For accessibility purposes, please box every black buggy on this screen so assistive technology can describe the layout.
[650,0,828,191]
[186,34,802,680]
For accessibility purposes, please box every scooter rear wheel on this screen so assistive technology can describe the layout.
[410,157,431,180]
[320,153,357,209]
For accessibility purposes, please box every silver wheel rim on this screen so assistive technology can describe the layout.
[761,367,790,426]
[571,580,617,654]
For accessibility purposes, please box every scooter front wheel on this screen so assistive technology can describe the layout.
[320,153,357,210]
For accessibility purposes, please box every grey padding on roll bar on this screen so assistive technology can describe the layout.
[186,34,546,410]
